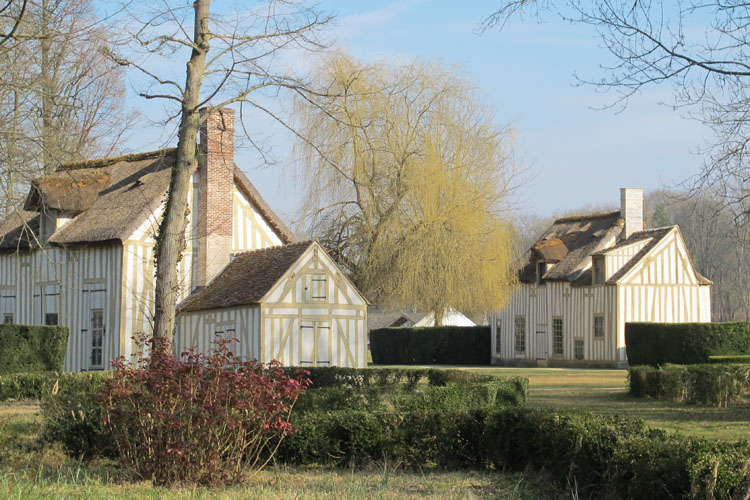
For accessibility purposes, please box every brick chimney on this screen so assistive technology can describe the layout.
[620,187,644,240]
[196,107,234,287]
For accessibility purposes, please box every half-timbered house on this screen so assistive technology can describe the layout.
[176,241,368,368]
[490,188,712,368]
[0,107,364,370]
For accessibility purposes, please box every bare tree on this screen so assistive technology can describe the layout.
[106,0,330,339]
[483,1,750,224]
[293,52,518,324]
[0,0,28,47]
[0,0,133,213]
[645,189,750,320]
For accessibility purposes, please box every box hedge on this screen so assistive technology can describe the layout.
[0,324,69,374]
[0,371,112,401]
[625,321,750,366]
[628,363,750,407]
[276,407,750,499]
[33,365,750,498]
[369,326,490,365]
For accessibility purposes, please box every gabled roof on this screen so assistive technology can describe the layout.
[177,241,315,313]
[519,211,623,284]
[601,226,712,285]
[366,309,428,331]
[233,168,295,244]
[0,149,296,251]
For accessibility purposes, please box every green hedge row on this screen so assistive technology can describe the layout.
[0,371,111,401]
[35,367,750,498]
[276,407,750,499]
[0,324,69,374]
[625,322,750,366]
[294,380,527,413]
[629,364,750,407]
[369,326,490,365]
[282,366,501,389]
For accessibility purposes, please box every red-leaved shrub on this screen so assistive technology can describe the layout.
[99,334,310,486]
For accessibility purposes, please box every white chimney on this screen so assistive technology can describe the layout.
[620,188,643,240]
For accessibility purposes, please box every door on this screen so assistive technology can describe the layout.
[83,283,107,370]
[90,309,104,369]
[535,328,548,366]
[300,320,330,366]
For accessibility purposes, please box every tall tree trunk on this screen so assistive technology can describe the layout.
[151,0,210,341]
[40,0,52,172]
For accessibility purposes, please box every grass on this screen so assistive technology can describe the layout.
[0,466,566,499]
[0,402,565,499]
[404,365,750,441]
[4,364,750,496]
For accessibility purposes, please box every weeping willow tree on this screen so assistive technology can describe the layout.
[294,52,518,324]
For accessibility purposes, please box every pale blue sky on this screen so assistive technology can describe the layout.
[123,1,708,223]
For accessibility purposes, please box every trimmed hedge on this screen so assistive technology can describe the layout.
[0,324,69,374]
[40,371,115,458]
[34,365,750,498]
[0,371,111,401]
[276,407,750,499]
[626,321,750,366]
[282,366,502,388]
[369,326,490,365]
[629,364,750,407]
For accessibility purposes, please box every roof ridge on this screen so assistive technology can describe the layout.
[553,210,621,224]
[55,148,177,172]
[632,225,675,234]
[231,240,313,258]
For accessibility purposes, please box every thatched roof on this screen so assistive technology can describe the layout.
[0,208,40,251]
[0,148,296,251]
[178,241,314,313]
[521,215,712,287]
[519,211,623,285]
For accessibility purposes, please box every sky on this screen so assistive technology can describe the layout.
[123,0,709,225]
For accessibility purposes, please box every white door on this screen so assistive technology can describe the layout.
[536,328,547,366]
[300,320,330,366]
[83,284,107,370]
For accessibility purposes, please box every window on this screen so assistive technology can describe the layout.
[593,256,605,284]
[594,315,605,338]
[495,319,502,354]
[536,261,547,285]
[45,313,58,326]
[3,313,13,324]
[574,339,584,361]
[306,273,327,302]
[553,318,564,356]
[90,309,104,368]
[514,316,526,354]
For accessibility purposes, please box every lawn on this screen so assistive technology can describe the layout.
[439,366,750,441]
[3,364,749,497]
[0,401,565,500]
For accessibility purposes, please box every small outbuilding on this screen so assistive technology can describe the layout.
[176,240,368,368]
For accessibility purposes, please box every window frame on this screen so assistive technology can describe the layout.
[574,339,584,361]
[495,318,502,354]
[593,315,605,339]
[305,272,328,303]
[552,317,564,356]
[514,315,526,355]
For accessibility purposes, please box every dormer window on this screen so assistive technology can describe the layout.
[39,208,57,244]
[536,261,547,285]
[592,256,606,284]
